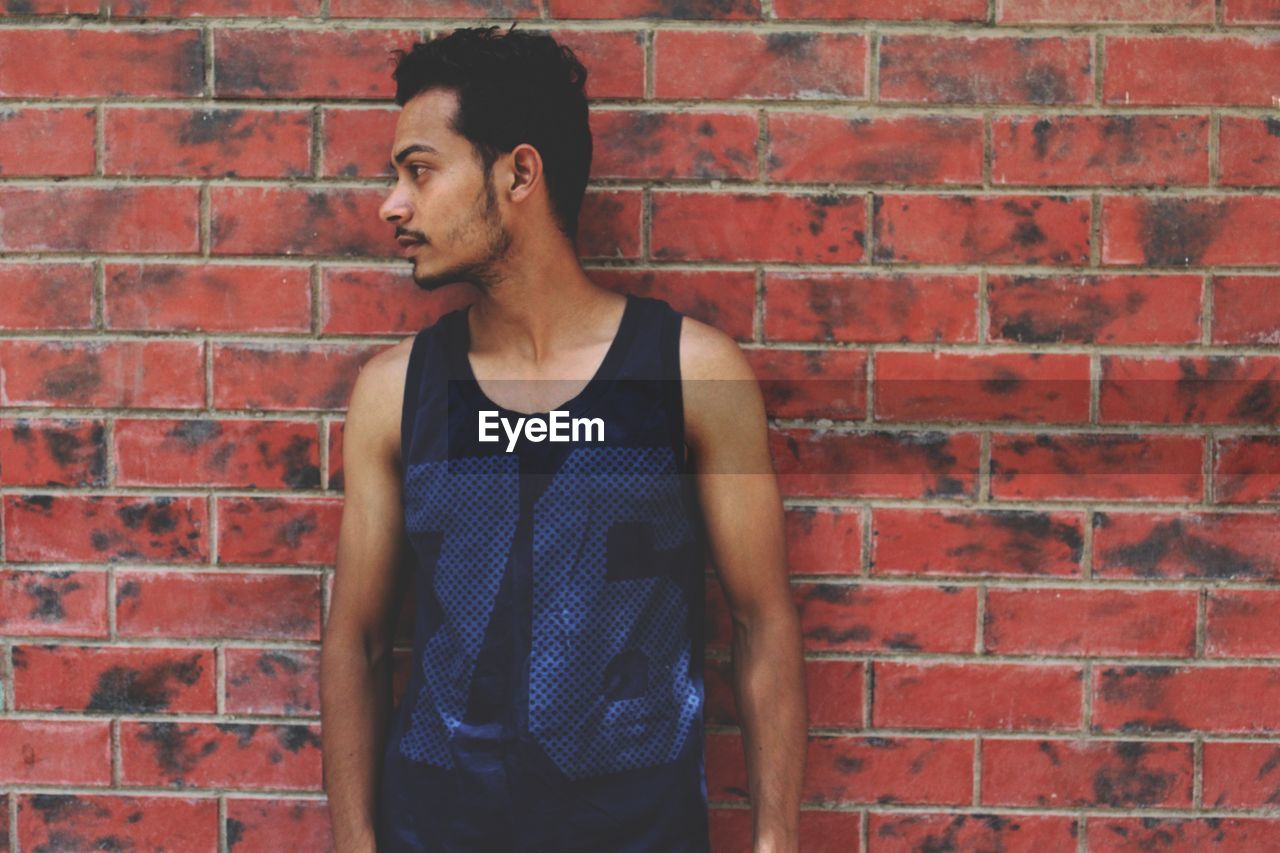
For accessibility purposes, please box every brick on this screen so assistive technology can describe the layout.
[0,339,204,408]
[985,587,1198,655]
[1102,195,1280,266]
[873,193,1091,265]
[11,644,215,713]
[331,0,538,16]
[766,112,983,184]
[1000,0,1213,22]
[211,342,382,412]
[0,29,202,97]
[1223,0,1280,23]
[216,496,342,566]
[982,738,1193,807]
[321,106,398,178]
[577,189,643,260]
[210,186,396,258]
[652,191,865,263]
[873,661,1083,730]
[802,659,864,728]
[112,0,318,13]
[328,419,346,492]
[705,658,734,724]
[774,0,987,20]
[531,29,646,99]
[0,720,111,785]
[874,351,1092,423]
[0,569,108,638]
[1103,36,1280,107]
[587,268,756,341]
[5,494,208,564]
[114,418,321,490]
[800,734,974,804]
[988,432,1204,501]
[784,506,861,575]
[225,647,319,716]
[591,110,758,180]
[120,720,321,789]
[106,263,311,332]
[1206,589,1280,656]
[879,35,1092,105]
[16,794,218,852]
[872,507,1085,577]
[655,30,867,100]
[1088,817,1280,850]
[213,28,420,99]
[1093,510,1280,580]
[987,273,1203,345]
[1218,117,1280,187]
[0,263,95,331]
[764,272,979,344]
[707,731,973,805]
[769,428,981,500]
[1213,435,1280,503]
[0,418,106,487]
[1203,742,1280,808]
[0,0,96,11]
[1093,665,1280,732]
[116,570,322,640]
[321,268,469,335]
[867,813,1077,851]
[992,114,1209,186]
[223,798,333,853]
[745,347,867,420]
[1099,355,1280,425]
[796,581,976,653]
[105,107,311,178]
[0,186,199,253]
[549,0,759,18]
[1212,275,1280,345]
[0,107,95,175]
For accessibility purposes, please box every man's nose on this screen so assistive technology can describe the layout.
[379,184,409,223]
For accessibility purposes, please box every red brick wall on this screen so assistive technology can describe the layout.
[2,1,1279,850]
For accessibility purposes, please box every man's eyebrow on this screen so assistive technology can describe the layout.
[388,143,440,171]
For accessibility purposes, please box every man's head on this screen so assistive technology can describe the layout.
[379,25,592,293]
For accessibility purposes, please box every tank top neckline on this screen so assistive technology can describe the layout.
[445,292,639,419]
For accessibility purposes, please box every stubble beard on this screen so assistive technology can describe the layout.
[411,170,513,295]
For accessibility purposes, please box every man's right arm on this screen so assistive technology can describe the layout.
[320,342,414,853]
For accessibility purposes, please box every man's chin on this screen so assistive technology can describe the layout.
[411,266,471,292]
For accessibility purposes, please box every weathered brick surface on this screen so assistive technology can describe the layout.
[2,3,1278,850]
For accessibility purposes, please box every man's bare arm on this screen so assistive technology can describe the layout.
[682,319,807,853]
[320,341,414,853]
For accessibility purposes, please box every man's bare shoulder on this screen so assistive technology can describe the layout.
[677,314,761,454]
[677,313,755,384]
[346,333,419,464]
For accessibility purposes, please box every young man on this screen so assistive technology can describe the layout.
[320,24,805,853]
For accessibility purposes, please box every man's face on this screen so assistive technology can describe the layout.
[379,87,513,293]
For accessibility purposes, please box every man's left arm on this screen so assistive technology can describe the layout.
[681,319,807,853]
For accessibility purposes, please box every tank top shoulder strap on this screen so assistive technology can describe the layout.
[400,311,463,468]
[615,294,689,470]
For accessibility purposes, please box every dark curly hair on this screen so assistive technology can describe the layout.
[387,24,593,244]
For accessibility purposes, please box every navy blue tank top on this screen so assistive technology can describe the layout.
[377,293,712,852]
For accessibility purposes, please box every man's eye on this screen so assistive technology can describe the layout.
[410,165,429,178]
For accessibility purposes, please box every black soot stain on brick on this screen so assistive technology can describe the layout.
[1140,198,1223,266]
[1093,740,1177,807]
[87,655,205,713]
[1095,516,1261,580]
